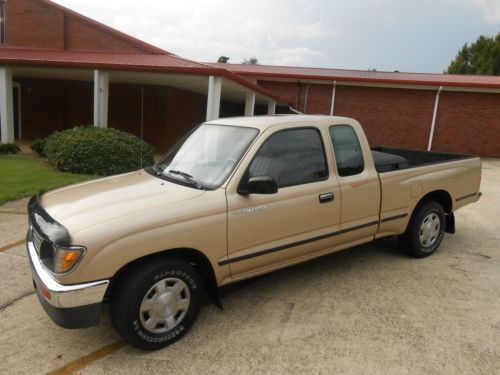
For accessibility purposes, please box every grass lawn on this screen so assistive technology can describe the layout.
[0,154,96,205]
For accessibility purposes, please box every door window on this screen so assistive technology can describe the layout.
[329,125,364,176]
[247,128,328,188]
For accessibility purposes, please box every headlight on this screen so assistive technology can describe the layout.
[53,246,86,274]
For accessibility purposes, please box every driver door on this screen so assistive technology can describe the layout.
[225,126,341,279]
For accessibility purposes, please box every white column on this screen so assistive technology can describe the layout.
[267,100,276,115]
[93,70,109,128]
[330,81,337,115]
[427,86,443,151]
[206,76,222,121]
[0,67,14,143]
[244,92,255,116]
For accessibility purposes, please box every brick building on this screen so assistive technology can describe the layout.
[0,0,499,156]
[212,64,500,157]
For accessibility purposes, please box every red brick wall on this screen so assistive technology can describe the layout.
[6,0,148,52]
[6,0,64,49]
[17,75,500,157]
[257,79,500,156]
[108,83,208,152]
[433,91,500,157]
[17,77,245,154]
[258,81,299,107]
[64,17,145,53]
[334,86,435,150]
[258,80,438,151]
[303,83,333,114]
[17,77,92,139]
[259,80,436,150]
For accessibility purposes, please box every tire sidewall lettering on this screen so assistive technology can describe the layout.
[133,319,186,343]
[153,270,197,290]
[132,268,196,344]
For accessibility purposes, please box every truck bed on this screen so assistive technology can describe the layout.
[371,147,475,173]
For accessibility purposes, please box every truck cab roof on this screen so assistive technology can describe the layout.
[204,114,357,131]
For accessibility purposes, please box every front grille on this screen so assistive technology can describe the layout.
[31,226,44,254]
[30,225,55,269]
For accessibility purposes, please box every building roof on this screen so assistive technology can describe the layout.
[0,47,206,70]
[3,0,497,102]
[209,63,500,90]
[33,0,168,55]
[0,47,290,105]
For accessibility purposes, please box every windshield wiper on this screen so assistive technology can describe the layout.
[167,170,204,189]
[152,163,163,175]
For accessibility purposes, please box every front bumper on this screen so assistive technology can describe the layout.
[27,237,110,328]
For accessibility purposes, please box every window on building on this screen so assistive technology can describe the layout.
[0,0,6,45]
[329,125,364,176]
[248,128,328,188]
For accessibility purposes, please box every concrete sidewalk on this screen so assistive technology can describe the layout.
[0,160,498,374]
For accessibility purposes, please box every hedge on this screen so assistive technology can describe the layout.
[44,126,155,176]
[0,143,20,154]
[30,138,46,156]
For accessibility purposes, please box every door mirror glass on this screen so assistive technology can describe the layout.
[238,176,278,195]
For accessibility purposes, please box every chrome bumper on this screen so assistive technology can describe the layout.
[27,239,109,308]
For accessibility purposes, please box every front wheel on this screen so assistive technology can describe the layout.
[399,201,445,258]
[110,257,203,350]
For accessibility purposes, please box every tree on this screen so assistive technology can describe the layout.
[241,57,258,65]
[217,56,230,63]
[447,33,500,75]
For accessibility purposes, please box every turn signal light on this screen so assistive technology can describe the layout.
[53,246,86,273]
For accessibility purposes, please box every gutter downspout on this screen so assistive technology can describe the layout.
[296,81,301,111]
[428,86,443,151]
[330,80,337,115]
[303,83,310,113]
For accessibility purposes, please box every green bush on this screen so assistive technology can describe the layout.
[0,143,20,154]
[30,138,46,156]
[44,126,155,176]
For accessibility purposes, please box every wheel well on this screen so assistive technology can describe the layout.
[409,189,455,234]
[106,248,222,308]
[417,190,453,214]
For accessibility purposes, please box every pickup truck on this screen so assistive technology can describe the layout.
[26,115,482,350]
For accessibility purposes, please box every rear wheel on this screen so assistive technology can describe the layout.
[399,201,445,258]
[110,257,203,350]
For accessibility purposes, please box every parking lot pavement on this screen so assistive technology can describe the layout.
[0,160,499,374]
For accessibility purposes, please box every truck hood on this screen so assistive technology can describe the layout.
[41,170,206,235]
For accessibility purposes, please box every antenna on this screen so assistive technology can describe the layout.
[140,88,144,169]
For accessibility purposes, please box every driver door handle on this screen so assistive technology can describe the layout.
[319,192,334,203]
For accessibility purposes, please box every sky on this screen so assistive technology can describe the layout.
[53,0,500,73]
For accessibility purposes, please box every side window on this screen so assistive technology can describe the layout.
[329,125,364,176]
[248,128,328,188]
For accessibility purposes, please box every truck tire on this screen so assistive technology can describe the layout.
[110,257,203,350]
[399,201,445,258]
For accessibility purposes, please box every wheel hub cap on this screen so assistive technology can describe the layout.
[139,277,190,334]
[419,213,441,248]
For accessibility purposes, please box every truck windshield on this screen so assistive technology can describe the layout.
[156,124,259,189]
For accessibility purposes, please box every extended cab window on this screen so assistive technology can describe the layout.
[248,128,328,188]
[329,125,364,176]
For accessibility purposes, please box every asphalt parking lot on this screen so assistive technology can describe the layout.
[0,159,498,375]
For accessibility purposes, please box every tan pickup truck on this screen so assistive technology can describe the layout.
[26,115,482,350]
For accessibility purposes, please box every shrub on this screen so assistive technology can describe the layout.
[30,138,46,156]
[0,143,20,154]
[44,126,155,176]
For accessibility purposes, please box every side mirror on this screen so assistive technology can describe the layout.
[238,176,278,195]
